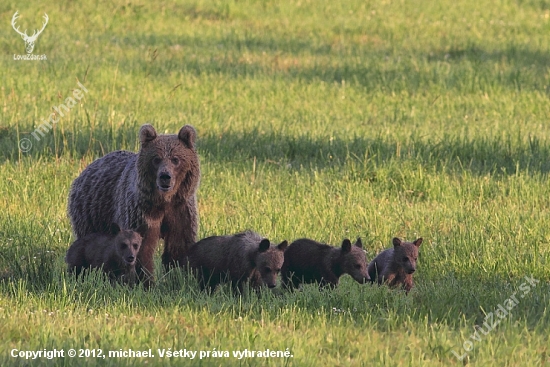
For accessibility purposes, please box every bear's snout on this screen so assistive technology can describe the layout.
[267,283,276,288]
[125,255,136,264]
[157,172,173,191]
[407,268,416,274]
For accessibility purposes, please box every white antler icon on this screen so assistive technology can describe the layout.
[11,11,49,54]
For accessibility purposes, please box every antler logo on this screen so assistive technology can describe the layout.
[11,11,48,54]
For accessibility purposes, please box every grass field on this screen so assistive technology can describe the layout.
[1,0,550,365]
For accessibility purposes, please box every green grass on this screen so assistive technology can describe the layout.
[1,0,550,365]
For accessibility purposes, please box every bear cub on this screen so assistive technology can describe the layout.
[367,237,422,293]
[65,223,146,285]
[185,231,288,294]
[281,238,369,290]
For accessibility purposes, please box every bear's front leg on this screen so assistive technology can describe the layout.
[136,224,161,287]
[162,203,197,270]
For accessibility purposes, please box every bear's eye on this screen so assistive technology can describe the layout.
[171,157,179,165]
[133,243,139,250]
[264,267,271,273]
[354,264,362,269]
[402,257,408,262]
[120,243,128,250]
[153,157,162,166]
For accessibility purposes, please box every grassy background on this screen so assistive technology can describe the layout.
[1,0,550,365]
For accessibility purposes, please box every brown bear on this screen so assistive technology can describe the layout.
[68,124,200,284]
[65,223,146,284]
[185,231,288,294]
[367,237,423,293]
[281,238,369,290]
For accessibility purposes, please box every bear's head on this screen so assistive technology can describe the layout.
[340,238,370,283]
[137,124,200,200]
[254,239,288,288]
[110,223,147,266]
[391,237,422,274]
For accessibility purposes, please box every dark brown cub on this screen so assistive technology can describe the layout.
[185,231,288,294]
[65,223,147,285]
[281,238,369,290]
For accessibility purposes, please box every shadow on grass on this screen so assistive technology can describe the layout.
[427,43,550,69]
[38,27,546,97]
[2,124,549,177]
[101,30,550,94]
[198,129,550,176]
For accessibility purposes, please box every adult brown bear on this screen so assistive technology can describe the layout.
[68,124,200,284]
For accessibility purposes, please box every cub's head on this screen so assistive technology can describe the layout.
[137,124,200,198]
[392,237,422,274]
[110,223,146,266]
[254,239,288,288]
[340,238,370,283]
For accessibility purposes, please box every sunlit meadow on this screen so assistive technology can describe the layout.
[1,0,549,365]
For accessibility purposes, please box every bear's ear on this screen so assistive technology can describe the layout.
[393,237,402,247]
[354,237,363,248]
[341,239,352,253]
[258,239,271,253]
[135,223,148,238]
[414,238,423,247]
[109,223,121,235]
[277,240,288,252]
[139,124,157,144]
[178,125,196,149]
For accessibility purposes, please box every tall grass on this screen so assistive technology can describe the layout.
[1,0,549,365]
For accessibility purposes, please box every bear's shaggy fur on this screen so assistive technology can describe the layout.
[367,237,422,293]
[65,223,146,284]
[281,238,369,290]
[68,124,200,284]
[185,231,288,294]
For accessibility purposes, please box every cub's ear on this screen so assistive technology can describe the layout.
[414,238,423,247]
[178,125,196,149]
[354,237,363,248]
[139,124,157,144]
[109,223,121,235]
[135,223,148,238]
[259,239,271,253]
[341,239,352,253]
[277,240,288,251]
[392,238,402,247]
